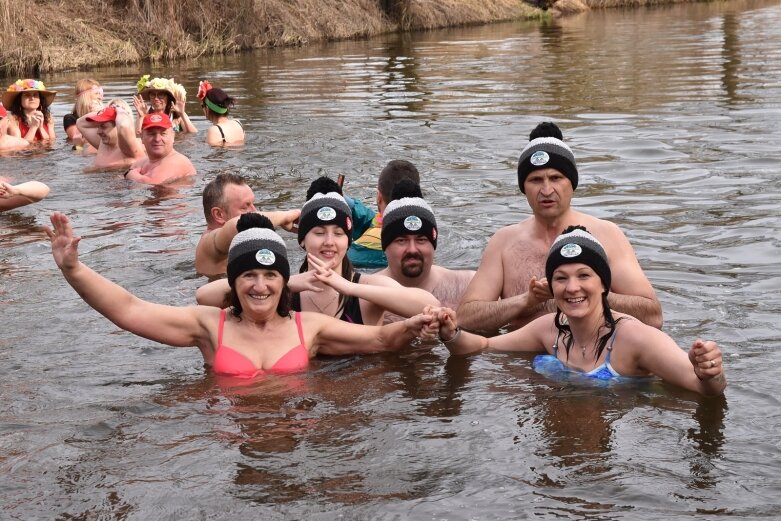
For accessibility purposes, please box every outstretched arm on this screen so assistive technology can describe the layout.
[0,181,50,211]
[45,212,213,348]
[312,311,435,356]
[634,326,726,396]
[308,254,439,321]
[195,278,230,308]
[433,306,549,357]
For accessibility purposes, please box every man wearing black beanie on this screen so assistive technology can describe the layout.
[457,122,662,334]
[375,180,475,314]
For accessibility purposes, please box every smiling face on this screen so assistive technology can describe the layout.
[385,233,434,279]
[141,126,174,159]
[302,224,349,266]
[96,121,117,145]
[550,263,605,319]
[234,268,284,315]
[523,167,574,219]
[147,90,170,112]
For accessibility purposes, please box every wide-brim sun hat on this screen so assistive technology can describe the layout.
[3,79,57,108]
[136,75,178,101]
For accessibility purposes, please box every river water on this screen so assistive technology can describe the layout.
[2,1,781,519]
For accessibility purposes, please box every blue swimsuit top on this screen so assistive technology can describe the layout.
[533,322,641,382]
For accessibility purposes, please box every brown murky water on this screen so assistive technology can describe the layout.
[2,1,781,518]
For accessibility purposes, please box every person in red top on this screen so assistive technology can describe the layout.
[0,103,30,152]
[3,79,56,143]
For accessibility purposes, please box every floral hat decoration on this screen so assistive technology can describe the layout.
[3,79,57,108]
[197,80,228,114]
[136,75,186,102]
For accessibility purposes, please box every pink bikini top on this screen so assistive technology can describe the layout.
[213,309,309,378]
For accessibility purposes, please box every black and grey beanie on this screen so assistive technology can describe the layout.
[297,177,353,245]
[545,226,611,292]
[517,122,578,193]
[381,181,438,250]
[227,213,290,287]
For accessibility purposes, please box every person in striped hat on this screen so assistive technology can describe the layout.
[45,211,438,381]
[292,177,440,325]
[457,122,662,334]
[376,180,474,313]
[426,225,726,397]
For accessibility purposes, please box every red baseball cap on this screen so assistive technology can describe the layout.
[142,113,173,130]
[85,106,117,123]
[0,103,7,118]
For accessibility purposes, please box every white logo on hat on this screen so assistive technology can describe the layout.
[530,150,550,166]
[404,215,423,231]
[317,206,336,221]
[560,243,582,258]
[255,249,276,266]
[150,114,163,123]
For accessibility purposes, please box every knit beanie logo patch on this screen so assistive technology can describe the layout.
[255,249,276,266]
[404,215,423,231]
[317,207,336,221]
[530,150,550,167]
[560,243,582,258]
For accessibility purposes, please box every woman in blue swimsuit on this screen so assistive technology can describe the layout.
[429,225,727,396]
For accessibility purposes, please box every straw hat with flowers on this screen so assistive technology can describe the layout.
[3,79,57,108]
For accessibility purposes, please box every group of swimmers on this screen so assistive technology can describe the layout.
[0,71,727,394]
[0,73,726,396]
[0,74,244,209]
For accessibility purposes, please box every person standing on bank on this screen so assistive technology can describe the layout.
[458,122,662,333]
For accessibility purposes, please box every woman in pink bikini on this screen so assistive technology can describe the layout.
[46,211,436,379]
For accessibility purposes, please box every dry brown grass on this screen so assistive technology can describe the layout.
[0,0,633,77]
[397,0,540,30]
[551,0,590,15]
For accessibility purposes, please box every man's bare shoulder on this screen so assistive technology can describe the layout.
[487,219,535,246]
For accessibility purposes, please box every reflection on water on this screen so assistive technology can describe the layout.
[2,0,781,518]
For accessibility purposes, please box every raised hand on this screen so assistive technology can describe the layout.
[44,212,82,271]
[307,253,351,293]
[132,95,147,118]
[528,276,552,308]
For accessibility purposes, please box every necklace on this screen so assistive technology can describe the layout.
[576,323,603,358]
[307,291,338,315]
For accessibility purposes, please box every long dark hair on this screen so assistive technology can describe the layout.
[11,92,51,124]
[299,255,356,318]
[554,293,623,361]
[229,281,292,319]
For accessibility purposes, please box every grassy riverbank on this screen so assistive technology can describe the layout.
[0,0,542,77]
[0,0,697,77]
